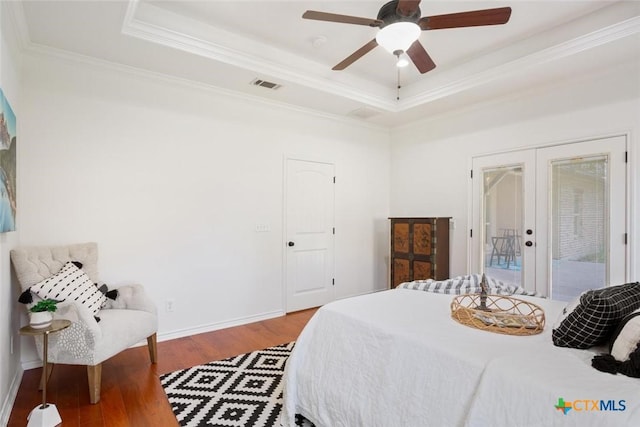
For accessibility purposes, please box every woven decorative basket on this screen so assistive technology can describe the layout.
[450,294,545,336]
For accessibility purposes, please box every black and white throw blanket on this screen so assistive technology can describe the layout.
[160,342,313,427]
[397,274,541,297]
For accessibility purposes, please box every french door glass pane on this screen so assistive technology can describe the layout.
[550,156,608,301]
[483,166,523,287]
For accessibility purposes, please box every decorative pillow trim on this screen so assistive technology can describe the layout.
[18,289,33,304]
[96,283,119,300]
[592,342,640,378]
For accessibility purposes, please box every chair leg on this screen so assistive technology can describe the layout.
[38,363,54,391]
[147,333,158,364]
[87,364,102,404]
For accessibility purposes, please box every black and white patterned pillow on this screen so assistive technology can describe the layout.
[552,282,640,349]
[30,261,107,316]
[591,308,640,377]
[610,308,640,361]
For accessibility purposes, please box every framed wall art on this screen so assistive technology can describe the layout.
[0,88,16,232]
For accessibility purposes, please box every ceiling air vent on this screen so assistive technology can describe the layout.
[250,78,282,90]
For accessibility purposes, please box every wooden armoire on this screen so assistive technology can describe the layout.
[389,217,450,288]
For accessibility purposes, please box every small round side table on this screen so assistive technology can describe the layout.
[19,319,71,427]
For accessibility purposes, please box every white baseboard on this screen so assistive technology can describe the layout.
[0,366,23,427]
[157,309,285,342]
[21,359,42,371]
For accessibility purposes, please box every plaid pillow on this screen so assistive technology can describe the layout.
[552,282,640,349]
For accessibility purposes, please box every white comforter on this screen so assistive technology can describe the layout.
[281,289,640,427]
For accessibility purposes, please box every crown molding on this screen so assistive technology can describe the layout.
[121,1,640,116]
[10,0,639,130]
[397,16,640,111]
[393,57,640,134]
[21,42,389,133]
[121,0,397,112]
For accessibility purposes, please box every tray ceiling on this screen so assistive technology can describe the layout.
[11,1,640,126]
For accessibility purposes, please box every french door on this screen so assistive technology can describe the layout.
[471,136,627,300]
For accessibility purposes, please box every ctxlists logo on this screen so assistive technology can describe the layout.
[555,398,572,415]
[555,397,626,415]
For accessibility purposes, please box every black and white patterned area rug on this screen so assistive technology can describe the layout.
[160,342,314,427]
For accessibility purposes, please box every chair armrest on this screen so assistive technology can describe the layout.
[53,300,102,339]
[106,284,157,314]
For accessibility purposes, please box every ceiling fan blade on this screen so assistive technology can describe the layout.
[396,0,421,17]
[332,39,378,71]
[303,10,383,27]
[406,41,436,74]
[419,7,512,30]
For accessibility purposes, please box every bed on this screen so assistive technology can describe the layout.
[280,288,640,427]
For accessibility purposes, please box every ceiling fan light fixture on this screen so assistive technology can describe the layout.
[375,22,421,54]
[396,54,410,68]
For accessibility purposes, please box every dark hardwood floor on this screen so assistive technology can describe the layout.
[8,308,317,427]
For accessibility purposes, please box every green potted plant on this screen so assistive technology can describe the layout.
[29,299,58,329]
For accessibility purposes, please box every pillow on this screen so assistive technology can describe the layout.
[552,292,583,330]
[30,261,107,316]
[552,282,640,349]
[591,309,640,377]
[610,308,640,361]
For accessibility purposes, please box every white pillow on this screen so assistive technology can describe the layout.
[30,261,106,316]
[611,308,640,361]
[552,293,583,330]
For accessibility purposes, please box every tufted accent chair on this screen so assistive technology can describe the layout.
[11,242,158,404]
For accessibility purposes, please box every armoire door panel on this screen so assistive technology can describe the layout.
[389,218,450,288]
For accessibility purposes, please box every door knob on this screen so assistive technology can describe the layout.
[525,241,533,247]
[526,229,533,235]
[288,241,295,247]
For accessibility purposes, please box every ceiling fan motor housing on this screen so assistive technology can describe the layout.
[377,0,421,28]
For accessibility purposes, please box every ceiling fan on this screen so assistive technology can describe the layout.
[302,0,512,74]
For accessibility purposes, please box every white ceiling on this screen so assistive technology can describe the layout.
[11,0,640,127]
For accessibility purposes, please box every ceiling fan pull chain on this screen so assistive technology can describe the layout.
[397,68,401,101]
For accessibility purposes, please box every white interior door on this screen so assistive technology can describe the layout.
[472,136,627,299]
[285,158,335,312]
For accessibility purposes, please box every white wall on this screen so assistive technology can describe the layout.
[16,51,390,364]
[390,59,640,282]
[0,2,22,424]
[6,13,639,424]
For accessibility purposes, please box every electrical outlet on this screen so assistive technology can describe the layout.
[166,299,175,313]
